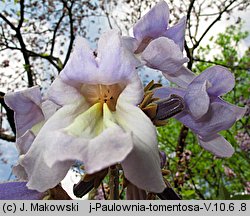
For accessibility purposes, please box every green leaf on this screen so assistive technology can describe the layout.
[183,190,195,197]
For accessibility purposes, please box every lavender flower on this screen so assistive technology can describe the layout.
[4,87,59,180]
[124,1,195,87]
[132,1,186,51]
[154,66,246,157]
[15,30,165,193]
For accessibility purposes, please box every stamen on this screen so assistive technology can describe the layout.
[81,83,126,111]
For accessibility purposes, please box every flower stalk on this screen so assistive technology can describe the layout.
[109,165,120,200]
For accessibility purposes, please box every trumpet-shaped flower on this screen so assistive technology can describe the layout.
[18,30,165,193]
[132,1,186,51]
[154,66,246,157]
[4,87,59,180]
[124,1,195,87]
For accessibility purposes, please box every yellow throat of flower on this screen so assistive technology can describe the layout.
[64,83,126,138]
[81,83,125,111]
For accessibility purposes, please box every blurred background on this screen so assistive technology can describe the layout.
[0,0,249,199]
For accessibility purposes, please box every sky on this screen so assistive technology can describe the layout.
[0,140,17,181]
[201,8,250,53]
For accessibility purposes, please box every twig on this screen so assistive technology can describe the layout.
[62,1,75,68]
[193,0,236,50]
[109,165,119,200]
[17,0,25,29]
[50,10,66,56]
[0,133,15,142]
[187,0,196,46]
[193,58,250,71]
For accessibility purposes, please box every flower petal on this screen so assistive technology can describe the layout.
[116,75,156,152]
[22,154,73,192]
[45,126,133,178]
[21,130,80,192]
[162,66,196,88]
[112,72,165,192]
[122,36,140,53]
[184,80,210,119]
[116,95,165,192]
[114,88,155,147]
[214,97,247,120]
[153,86,186,99]
[60,36,98,85]
[41,99,61,120]
[43,108,133,176]
[121,135,165,193]
[97,30,140,84]
[64,103,103,138]
[176,101,237,138]
[62,102,134,174]
[12,164,28,180]
[163,16,187,51]
[62,31,140,85]
[20,100,87,192]
[83,126,133,174]
[0,182,44,200]
[117,73,144,106]
[198,134,234,158]
[142,37,188,72]
[12,131,35,181]
[4,86,44,138]
[133,1,169,42]
[16,130,35,155]
[191,66,235,96]
[46,77,83,106]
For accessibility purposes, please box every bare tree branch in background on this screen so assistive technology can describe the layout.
[0,0,34,87]
[62,0,75,68]
[0,0,100,138]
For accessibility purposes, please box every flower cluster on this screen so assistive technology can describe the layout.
[0,1,246,200]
